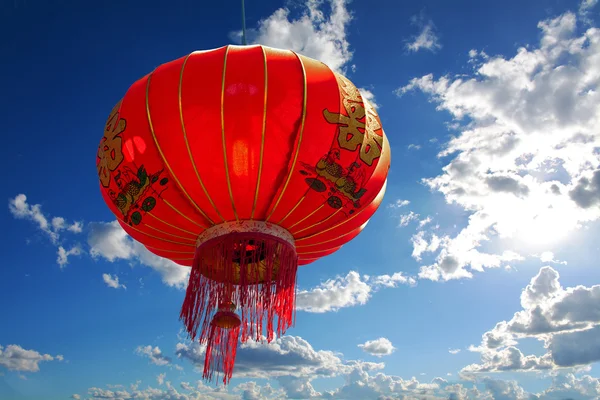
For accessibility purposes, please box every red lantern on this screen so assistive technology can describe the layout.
[97,45,390,384]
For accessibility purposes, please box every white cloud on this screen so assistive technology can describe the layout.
[0,344,61,372]
[389,199,410,208]
[449,349,461,354]
[464,265,600,375]
[398,9,600,281]
[419,216,433,228]
[88,221,190,289]
[57,245,82,269]
[102,273,126,290]
[406,12,441,52]
[296,270,415,313]
[357,88,379,110]
[135,345,172,367]
[399,211,420,226]
[157,373,166,386]
[70,395,81,400]
[407,144,422,150]
[358,338,396,357]
[536,251,568,265]
[9,194,81,245]
[235,0,352,73]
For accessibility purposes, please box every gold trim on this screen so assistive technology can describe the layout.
[116,217,196,247]
[146,212,199,236]
[220,46,239,221]
[277,196,305,225]
[251,46,268,220]
[296,203,367,242]
[297,246,340,255]
[287,203,325,230]
[265,51,307,222]
[179,52,224,224]
[291,207,343,236]
[145,71,209,229]
[298,257,318,263]
[144,223,197,241]
[145,245,195,255]
[166,257,195,261]
[296,229,356,248]
[163,199,205,229]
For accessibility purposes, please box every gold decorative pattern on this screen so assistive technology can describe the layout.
[221,46,239,221]
[265,51,308,222]
[179,51,224,224]
[323,74,383,166]
[97,100,126,187]
[251,46,268,220]
[195,220,295,249]
[145,71,210,229]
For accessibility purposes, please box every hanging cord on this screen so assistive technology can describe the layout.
[241,0,247,45]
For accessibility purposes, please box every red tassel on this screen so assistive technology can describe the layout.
[203,302,241,385]
[180,231,298,384]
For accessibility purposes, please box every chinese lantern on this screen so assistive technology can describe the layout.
[96,45,390,384]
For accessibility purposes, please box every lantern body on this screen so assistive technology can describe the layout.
[97,45,390,383]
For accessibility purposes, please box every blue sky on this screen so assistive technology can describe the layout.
[2,0,600,398]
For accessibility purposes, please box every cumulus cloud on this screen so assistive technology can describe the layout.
[102,273,126,289]
[88,221,190,289]
[358,338,396,357]
[296,270,415,313]
[406,12,442,52]
[399,211,420,226]
[0,344,62,372]
[9,194,82,246]
[398,9,600,281]
[389,199,410,208]
[464,265,600,375]
[57,245,82,268]
[234,0,352,73]
[135,345,172,367]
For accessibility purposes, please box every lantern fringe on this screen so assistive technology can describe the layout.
[180,232,298,383]
[203,309,241,385]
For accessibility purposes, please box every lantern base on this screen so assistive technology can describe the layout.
[180,221,298,384]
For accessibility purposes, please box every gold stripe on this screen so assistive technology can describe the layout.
[297,246,340,255]
[144,223,197,242]
[291,207,343,236]
[145,245,195,254]
[296,204,367,242]
[277,196,305,225]
[251,46,268,220]
[298,257,318,262]
[146,212,199,236]
[221,46,239,221]
[163,199,205,229]
[296,229,356,248]
[179,52,224,224]
[116,217,196,247]
[145,71,210,229]
[287,204,325,230]
[265,51,307,222]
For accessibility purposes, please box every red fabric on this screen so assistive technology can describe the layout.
[97,44,390,266]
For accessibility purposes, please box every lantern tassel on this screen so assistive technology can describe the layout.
[180,231,298,384]
[203,302,241,384]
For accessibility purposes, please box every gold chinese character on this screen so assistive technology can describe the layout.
[97,101,126,187]
[323,74,383,166]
